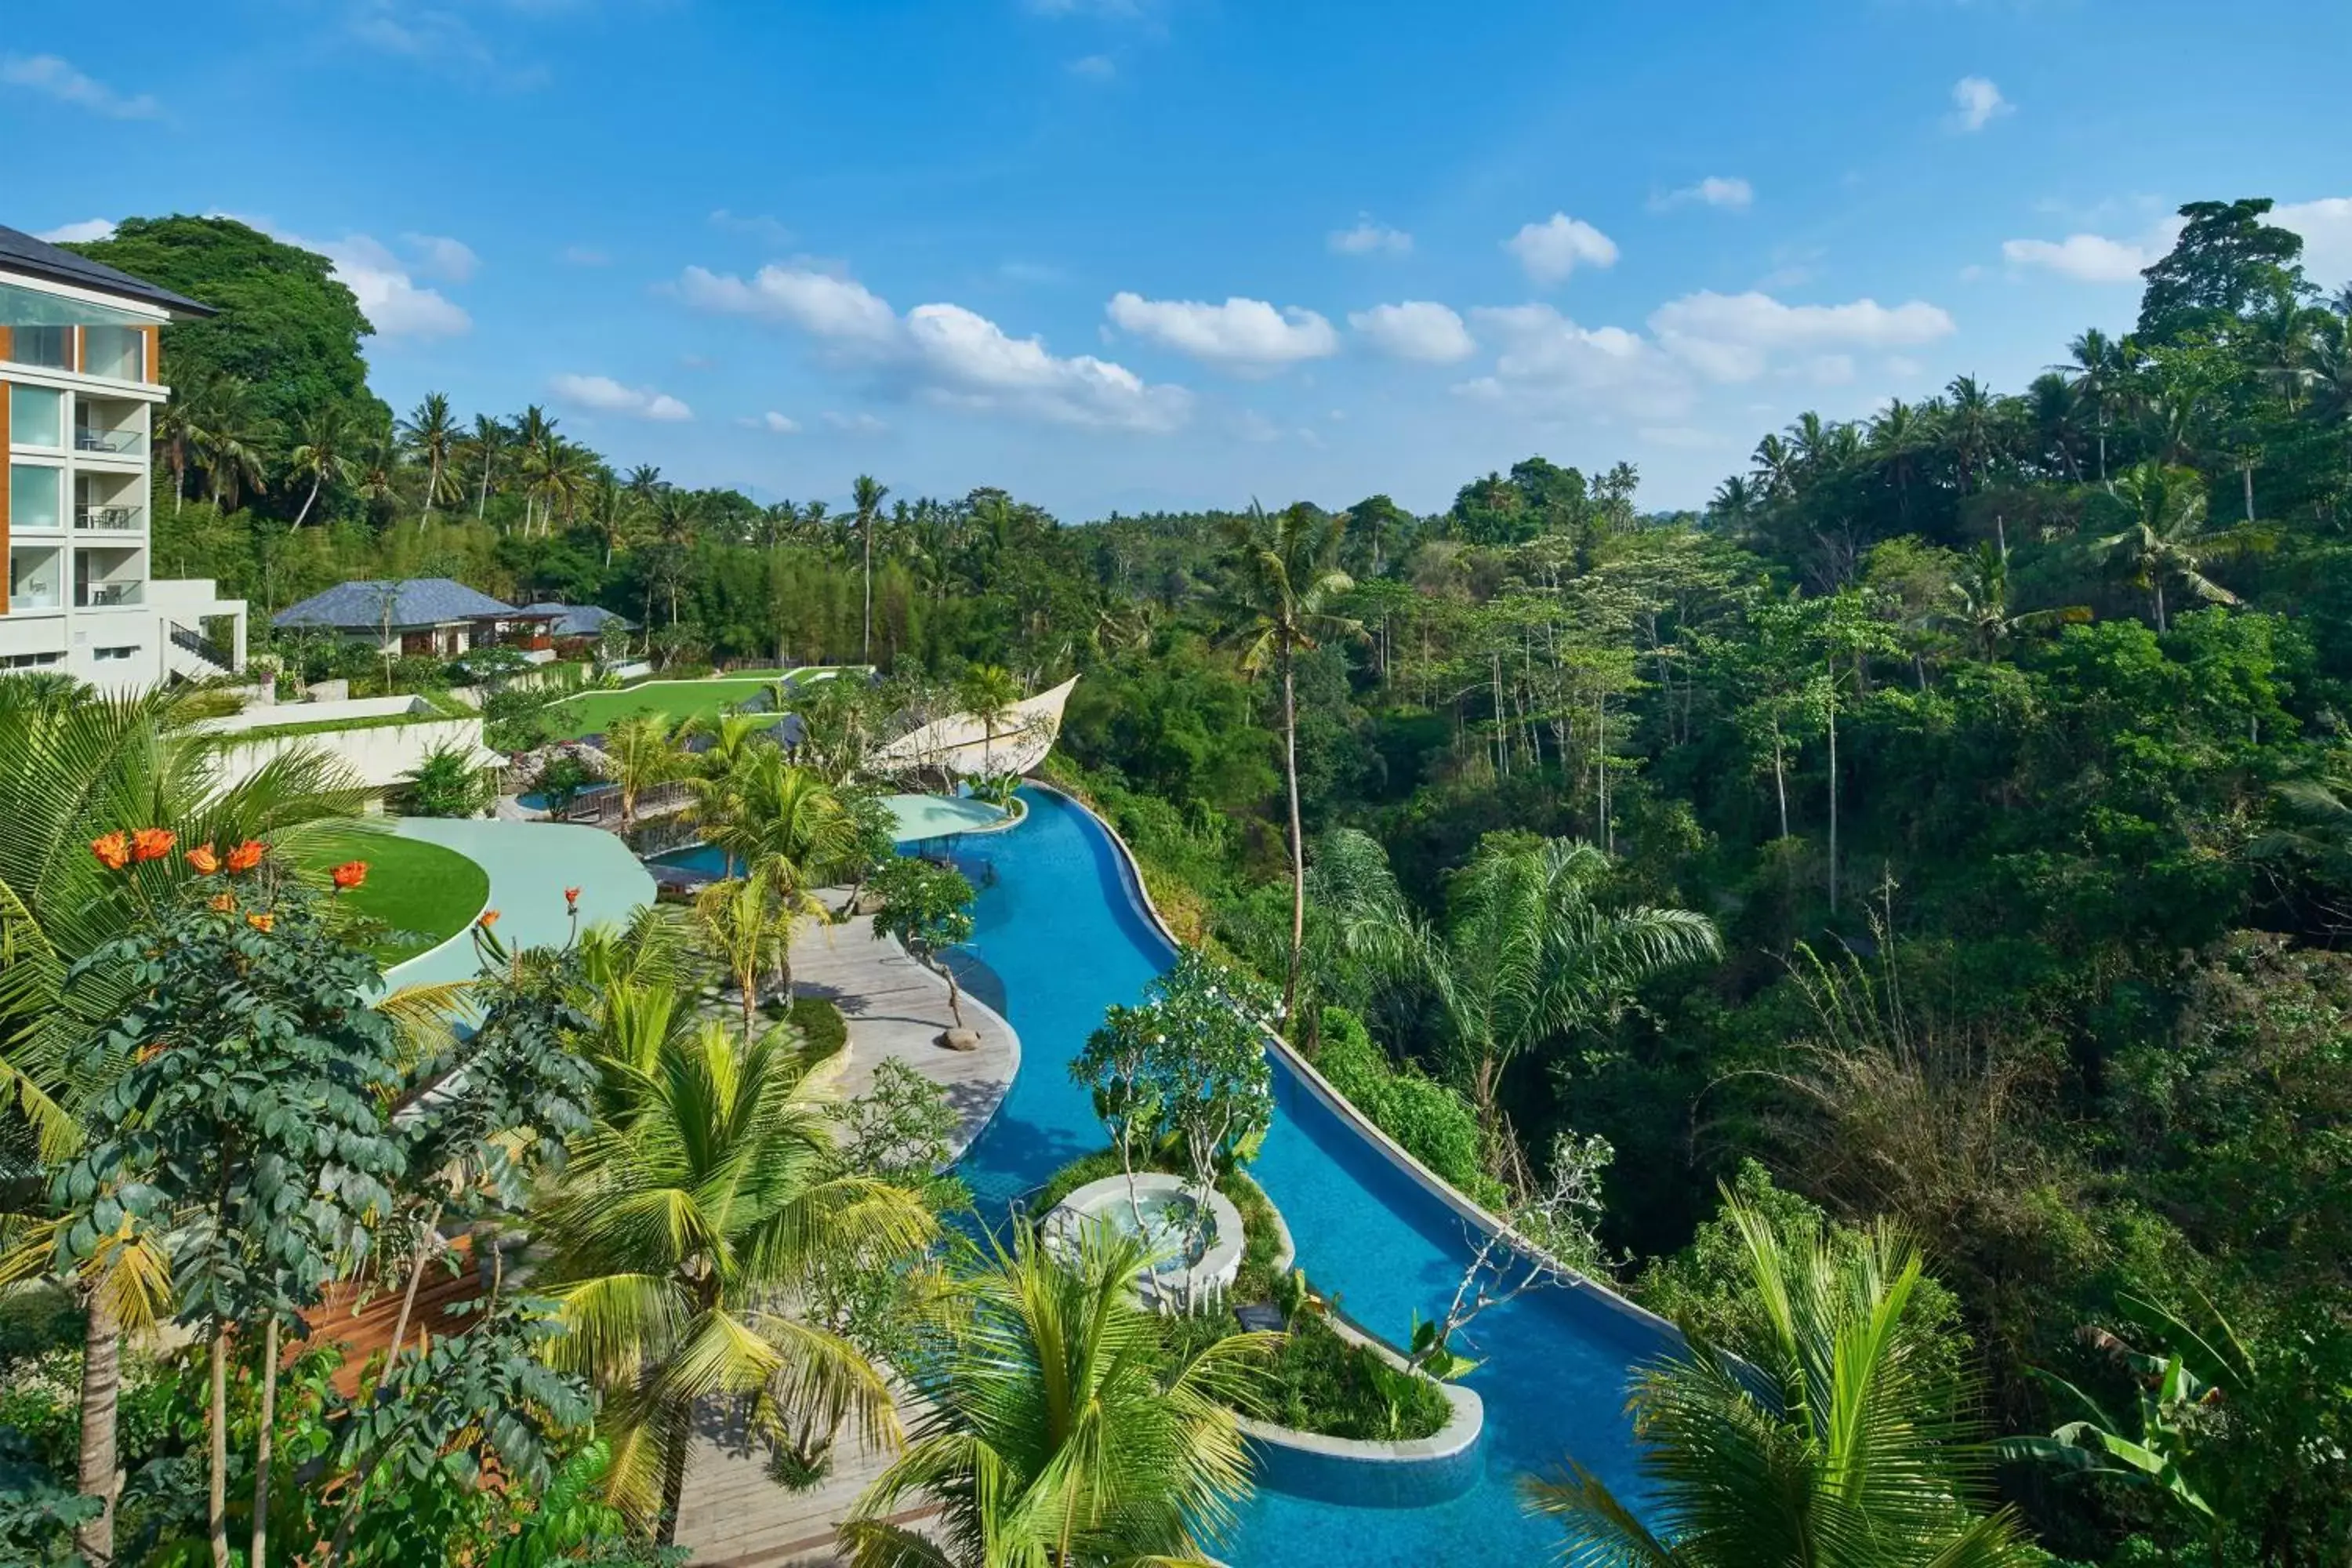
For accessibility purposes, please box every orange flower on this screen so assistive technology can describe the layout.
[185,845,221,875]
[245,913,274,933]
[477,909,501,930]
[90,831,132,870]
[563,886,581,910]
[225,840,266,873]
[209,894,235,913]
[130,827,176,863]
[330,860,368,891]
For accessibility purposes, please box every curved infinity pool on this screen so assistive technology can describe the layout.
[949,787,1667,1568]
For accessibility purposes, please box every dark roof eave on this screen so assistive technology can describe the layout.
[0,226,217,318]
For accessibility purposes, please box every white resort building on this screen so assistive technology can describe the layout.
[1,223,246,690]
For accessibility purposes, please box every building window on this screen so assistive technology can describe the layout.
[9,463,61,530]
[9,547,61,611]
[82,327,143,382]
[9,385,64,448]
[92,645,138,662]
[0,652,64,669]
[6,326,71,370]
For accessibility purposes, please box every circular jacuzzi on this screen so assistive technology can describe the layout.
[1043,1171,1246,1302]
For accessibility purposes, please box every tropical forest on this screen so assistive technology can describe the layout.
[5,193,2351,1568]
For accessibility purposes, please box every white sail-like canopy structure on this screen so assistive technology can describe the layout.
[869,675,1078,780]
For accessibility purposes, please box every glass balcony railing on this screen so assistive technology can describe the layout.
[9,588,63,612]
[74,427,141,455]
[76,505,143,531]
[75,581,143,608]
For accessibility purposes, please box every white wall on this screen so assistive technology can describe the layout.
[212,715,498,793]
[201,693,429,734]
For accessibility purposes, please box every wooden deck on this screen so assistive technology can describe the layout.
[674,910,1019,1566]
[303,1236,487,1397]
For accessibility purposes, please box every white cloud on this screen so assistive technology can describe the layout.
[35,219,116,244]
[0,54,160,118]
[1459,304,1693,420]
[739,412,801,434]
[2001,231,2161,283]
[678,265,902,343]
[2278,197,2352,287]
[1647,290,1955,382]
[549,375,692,421]
[1348,301,1476,363]
[823,410,889,434]
[708,209,793,245]
[681,264,1189,431]
[1653,176,1754,212]
[1105,292,1340,374]
[401,233,478,283]
[1504,212,1619,285]
[1068,54,1116,79]
[249,226,473,339]
[1329,218,1412,256]
[1949,76,2011,132]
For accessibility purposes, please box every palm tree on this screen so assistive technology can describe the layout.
[851,474,889,663]
[464,413,508,520]
[1339,835,1719,1152]
[954,663,1022,778]
[1523,1198,2037,1568]
[691,752,856,1004]
[2059,328,2123,486]
[2097,463,2247,633]
[286,405,358,527]
[694,877,811,1045]
[842,1225,1276,1568]
[1214,503,1363,1027]
[652,489,703,622]
[1943,374,1999,495]
[538,1018,935,1541]
[397,391,459,530]
[600,712,690,829]
[1941,539,2086,659]
[586,470,636,567]
[187,376,269,514]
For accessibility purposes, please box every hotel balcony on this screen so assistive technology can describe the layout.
[76,503,145,532]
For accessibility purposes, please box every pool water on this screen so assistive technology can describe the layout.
[1058,1185,1210,1270]
[644,794,1008,879]
[949,788,1666,1566]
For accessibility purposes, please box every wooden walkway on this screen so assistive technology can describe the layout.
[674,911,1018,1566]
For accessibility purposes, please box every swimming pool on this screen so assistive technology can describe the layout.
[644,793,1011,880]
[949,786,1666,1566]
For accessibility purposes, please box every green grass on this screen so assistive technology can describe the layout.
[549,667,859,738]
[295,828,490,967]
[233,695,471,742]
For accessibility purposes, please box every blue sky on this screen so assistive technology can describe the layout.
[7,0,2350,520]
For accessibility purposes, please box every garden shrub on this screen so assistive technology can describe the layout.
[1316,1006,1502,1209]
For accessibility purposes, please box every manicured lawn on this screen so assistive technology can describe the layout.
[296,827,491,966]
[550,666,859,738]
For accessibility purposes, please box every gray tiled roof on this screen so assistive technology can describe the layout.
[0,225,216,317]
[517,601,636,637]
[273,578,517,630]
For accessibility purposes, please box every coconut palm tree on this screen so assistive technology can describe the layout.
[286,405,358,527]
[188,376,269,514]
[688,710,782,779]
[851,475,889,663]
[463,413,508,520]
[1941,539,2088,659]
[694,876,817,1045]
[1214,502,1363,1027]
[600,712,691,829]
[397,391,459,530]
[954,663,1022,777]
[842,1225,1277,1568]
[690,750,856,973]
[537,1018,935,1541]
[2058,328,2125,486]
[1522,1198,2037,1568]
[2097,463,2252,633]
[1325,834,1718,1155]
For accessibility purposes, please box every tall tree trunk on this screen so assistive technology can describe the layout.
[656,1420,692,1547]
[2243,463,2256,523]
[1771,720,1790,839]
[1827,673,1840,913]
[383,1204,445,1371]
[476,459,491,519]
[2154,579,2169,635]
[1280,647,1305,1030]
[862,518,873,664]
[420,455,439,532]
[208,1329,230,1568]
[74,1296,120,1567]
[250,1317,279,1568]
[293,473,322,528]
[945,961,964,1028]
